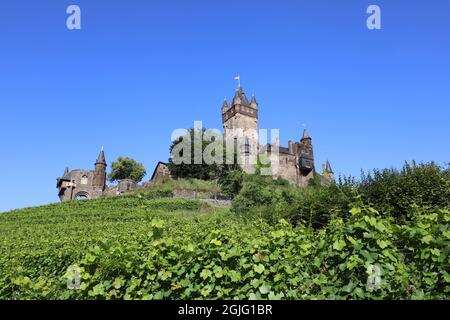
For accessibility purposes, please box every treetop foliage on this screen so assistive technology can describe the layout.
[108,156,147,183]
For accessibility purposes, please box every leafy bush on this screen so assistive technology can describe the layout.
[231,173,353,227]
[231,174,295,223]
[395,207,450,299]
[358,162,450,222]
[231,161,450,227]
[218,170,244,199]
[307,205,411,299]
[288,185,354,228]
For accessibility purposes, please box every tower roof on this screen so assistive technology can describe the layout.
[232,86,250,106]
[325,160,334,173]
[95,148,106,165]
[301,128,311,140]
[222,99,229,110]
[250,95,258,106]
[232,91,241,105]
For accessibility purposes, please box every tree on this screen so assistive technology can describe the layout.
[168,127,240,181]
[108,156,146,183]
[218,169,244,199]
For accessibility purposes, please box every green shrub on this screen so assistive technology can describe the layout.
[288,185,354,228]
[395,207,450,299]
[231,174,295,223]
[231,173,353,228]
[311,205,411,299]
[358,162,450,222]
[231,161,450,228]
[218,170,244,199]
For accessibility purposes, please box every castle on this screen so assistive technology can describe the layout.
[221,85,334,187]
[56,149,140,201]
[57,84,333,201]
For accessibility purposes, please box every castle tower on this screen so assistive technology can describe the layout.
[92,148,107,190]
[298,129,314,175]
[221,85,259,173]
[324,160,334,181]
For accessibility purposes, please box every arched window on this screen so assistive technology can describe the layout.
[75,193,89,201]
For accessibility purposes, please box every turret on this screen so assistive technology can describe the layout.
[92,148,107,190]
[301,128,312,144]
[221,98,229,114]
[288,140,294,154]
[250,95,258,109]
[232,88,242,106]
[221,81,259,174]
[298,129,314,174]
[324,160,334,181]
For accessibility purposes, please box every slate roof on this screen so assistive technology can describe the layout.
[232,86,251,106]
[302,129,311,140]
[262,143,292,155]
[150,161,170,181]
[96,149,106,165]
[325,160,334,173]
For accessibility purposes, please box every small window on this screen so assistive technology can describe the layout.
[80,175,88,185]
[75,194,88,201]
[244,138,250,154]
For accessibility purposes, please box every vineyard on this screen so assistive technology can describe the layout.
[0,162,449,300]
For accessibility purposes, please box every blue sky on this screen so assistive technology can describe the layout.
[0,0,449,212]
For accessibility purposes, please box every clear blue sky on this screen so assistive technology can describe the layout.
[0,0,449,212]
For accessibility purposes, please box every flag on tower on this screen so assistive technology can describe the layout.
[234,75,241,88]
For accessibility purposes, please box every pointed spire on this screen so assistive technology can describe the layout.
[95,148,106,165]
[222,98,229,109]
[232,89,242,106]
[325,160,333,174]
[241,92,250,105]
[234,86,249,105]
[63,167,69,176]
[222,98,229,114]
[250,94,258,106]
[301,128,311,140]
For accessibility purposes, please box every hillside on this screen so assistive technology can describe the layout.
[1,164,449,300]
[0,190,232,299]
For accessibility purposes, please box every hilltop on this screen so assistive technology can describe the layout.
[1,162,449,300]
